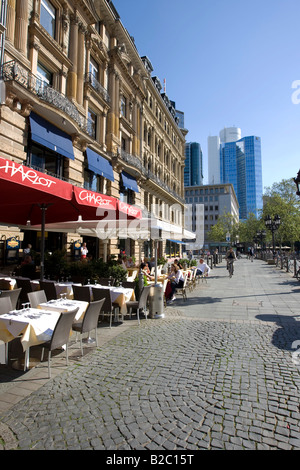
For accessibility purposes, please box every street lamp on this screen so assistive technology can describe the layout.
[294,170,300,196]
[256,230,266,258]
[265,215,281,252]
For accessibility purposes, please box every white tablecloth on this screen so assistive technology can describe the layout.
[86,284,134,314]
[55,282,82,299]
[38,299,88,321]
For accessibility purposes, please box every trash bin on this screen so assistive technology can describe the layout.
[149,283,165,319]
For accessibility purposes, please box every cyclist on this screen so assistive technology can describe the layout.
[225,247,236,277]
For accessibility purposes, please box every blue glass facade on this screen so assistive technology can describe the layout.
[184,142,203,187]
[220,136,263,219]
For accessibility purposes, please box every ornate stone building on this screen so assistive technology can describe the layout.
[0,0,186,262]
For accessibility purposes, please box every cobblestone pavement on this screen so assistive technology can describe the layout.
[1,258,300,450]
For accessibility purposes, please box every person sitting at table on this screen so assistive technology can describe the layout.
[196,258,210,276]
[174,259,183,269]
[140,262,154,281]
[168,264,184,302]
[20,254,36,279]
[126,256,135,268]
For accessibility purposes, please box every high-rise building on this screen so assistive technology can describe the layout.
[184,142,203,187]
[208,127,263,219]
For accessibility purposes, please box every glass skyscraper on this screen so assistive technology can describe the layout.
[184,142,203,187]
[220,136,263,219]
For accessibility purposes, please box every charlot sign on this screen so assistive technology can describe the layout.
[0,157,72,199]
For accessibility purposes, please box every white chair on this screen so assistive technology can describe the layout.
[175,274,188,301]
[27,290,47,308]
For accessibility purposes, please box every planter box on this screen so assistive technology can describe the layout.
[267,259,275,265]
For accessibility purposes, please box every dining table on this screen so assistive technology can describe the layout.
[85,284,135,315]
[0,307,61,370]
[37,299,88,321]
[54,282,82,300]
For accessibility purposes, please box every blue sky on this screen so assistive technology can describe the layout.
[112,0,300,191]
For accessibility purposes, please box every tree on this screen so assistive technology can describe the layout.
[207,212,239,244]
[262,178,300,249]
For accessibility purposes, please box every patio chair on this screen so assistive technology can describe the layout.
[27,290,47,308]
[97,277,115,286]
[125,285,151,325]
[91,288,119,328]
[175,274,188,301]
[0,297,13,314]
[72,299,105,356]
[39,307,79,378]
[39,281,58,301]
[120,281,136,289]
[0,288,22,310]
[15,277,34,306]
[72,285,91,303]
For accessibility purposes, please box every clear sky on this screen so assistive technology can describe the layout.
[112,0,300,192]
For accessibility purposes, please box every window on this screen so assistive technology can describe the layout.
[36,63,52,91]
[88,109,97,139]
[89,58,99,80]
[40,0,56,38]
[121,96,127,118]
[84,170,106,194]
[27,142,64,179]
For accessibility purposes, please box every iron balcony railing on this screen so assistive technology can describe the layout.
[120,149,184,204]
[1,60,95,138]
[85,72,110,103]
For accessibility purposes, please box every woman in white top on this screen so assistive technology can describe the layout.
[169,265,184,300]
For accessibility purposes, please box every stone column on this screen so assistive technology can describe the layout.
[6,0,16,44]
[67,14,79,101]
[15,0,28,56]
[76,23,85,106]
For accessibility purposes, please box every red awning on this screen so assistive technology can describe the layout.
[0,158,142,226]
[0,157,74,225]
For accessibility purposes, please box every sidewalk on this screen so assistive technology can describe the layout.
[1,258,300,450]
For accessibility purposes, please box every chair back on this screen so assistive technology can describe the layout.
[49,308,79,352]
[80,299,105,334]
[98,278,115,286]
[27,290,47,308]
[72,285,91,302]
[92,288,111,312]
[15,278,33,304]
[0,296,13,314]
[40,281,58,301]
[121,281,136,289]
[0,288,22,310]
[138,286,151,309]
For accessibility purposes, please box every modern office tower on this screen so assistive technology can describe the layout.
[208,127,263,219]
[184,142,204,187]
[220,136,263,219]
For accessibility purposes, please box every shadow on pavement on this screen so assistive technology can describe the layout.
[256,314,300,352]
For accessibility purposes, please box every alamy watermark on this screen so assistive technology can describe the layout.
[291,80,300,104]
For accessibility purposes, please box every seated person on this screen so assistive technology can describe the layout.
[140,262,154,281]
[20,254,36,279]
[196,258,210,276]
[168,265,184,301]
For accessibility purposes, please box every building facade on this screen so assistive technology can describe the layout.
[184,183,239,251]
[0,0,186,262]
[184,142,203,187]
[208,127,263,220]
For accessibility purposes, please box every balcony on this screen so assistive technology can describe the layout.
[119,149,184,204]
[1,60,94,138]
[85,72,110,103]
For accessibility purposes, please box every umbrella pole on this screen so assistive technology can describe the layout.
[40,204,47,281]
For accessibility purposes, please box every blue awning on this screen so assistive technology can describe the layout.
[121,171,139,192]
[86,148,114,182]
[168,239,185,244]
[29,113,74,160]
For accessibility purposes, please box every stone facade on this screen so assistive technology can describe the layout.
[0,0,186,262]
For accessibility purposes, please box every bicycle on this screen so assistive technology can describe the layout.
[227,260,234,278]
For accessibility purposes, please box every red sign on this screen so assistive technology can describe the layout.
[73,186,117,212]
[0,157,72,200]
[118,201,142,219]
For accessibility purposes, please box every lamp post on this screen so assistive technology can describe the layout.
[294,170,300,196]
[256,230,266,259]
[265,215,281,253]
